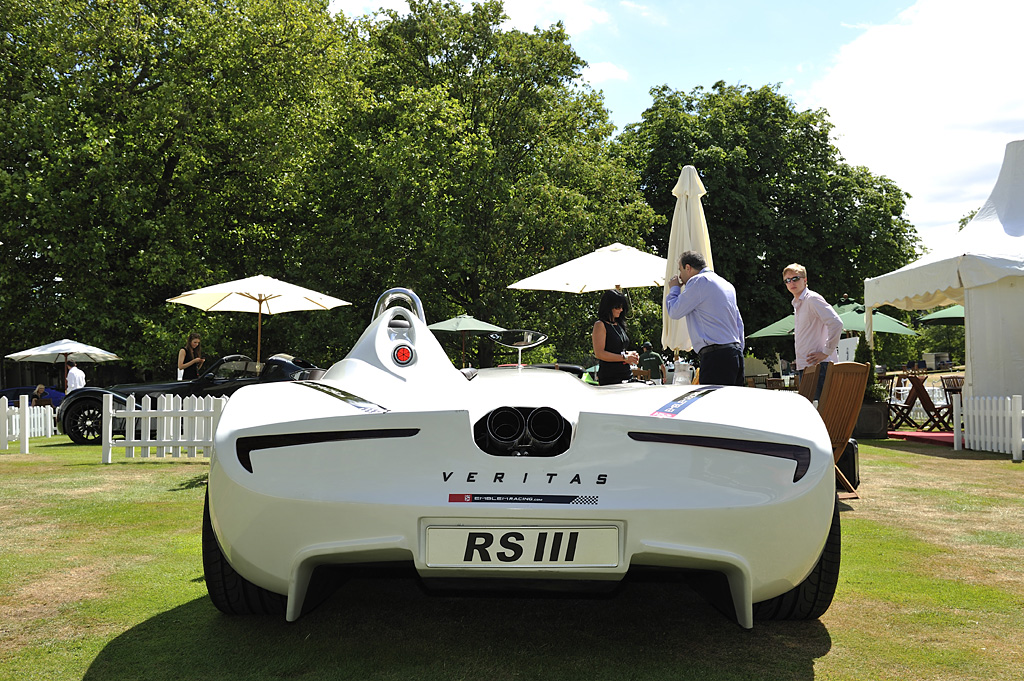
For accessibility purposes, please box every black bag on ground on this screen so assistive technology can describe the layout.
[837,439,860,489]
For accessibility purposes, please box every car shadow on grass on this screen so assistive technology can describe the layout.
[84,568,832,681]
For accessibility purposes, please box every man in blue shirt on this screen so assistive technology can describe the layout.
[666,251,745,386]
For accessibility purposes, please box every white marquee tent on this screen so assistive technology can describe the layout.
[864,139,1024,399]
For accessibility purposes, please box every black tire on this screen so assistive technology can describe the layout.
[753,496,841,620]
[63,398,103,445]
[202,492,286,616]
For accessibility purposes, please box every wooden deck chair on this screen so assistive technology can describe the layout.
[797,363,820,402]
[940,375,964,405]
[816,361,870,500]
[631,368,650,382]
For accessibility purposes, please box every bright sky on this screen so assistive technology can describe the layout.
[329,0,1024,255]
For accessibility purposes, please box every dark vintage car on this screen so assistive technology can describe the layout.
[58,354,324,445]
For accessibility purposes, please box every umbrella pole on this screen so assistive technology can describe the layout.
[461,331,466,368]
[257,303,263,364]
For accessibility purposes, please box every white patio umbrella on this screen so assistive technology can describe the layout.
[167,275,350,363]
[6,339,121,364]
[662,165,714,352]
[506,242,667,293]
[6,339,121,390]
[428,314,505,368]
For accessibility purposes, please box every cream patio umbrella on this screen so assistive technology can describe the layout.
[167,275,350,363]
[662,165,714,352]
[6,339,121,364]
[506,242,666,293]
[6,339,121,391]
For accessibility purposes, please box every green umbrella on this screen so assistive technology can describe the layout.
[747,300,916,338]
[919,304,965,326]
[746,316,796,338]
[428,315,505,368]
[834,301,917,335]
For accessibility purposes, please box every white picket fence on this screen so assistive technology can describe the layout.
[953,394,1024,463]
[2,396,57,453]
[101,393,227,464]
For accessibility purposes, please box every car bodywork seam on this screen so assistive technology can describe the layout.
[294,382,389,414]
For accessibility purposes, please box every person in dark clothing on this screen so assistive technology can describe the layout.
[177,333,205,380]
[638,341,667,383]
[591,289,639,385]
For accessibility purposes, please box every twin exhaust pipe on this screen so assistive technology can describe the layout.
[482,406,567,456]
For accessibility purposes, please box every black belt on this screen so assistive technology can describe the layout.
[698,342,741,357]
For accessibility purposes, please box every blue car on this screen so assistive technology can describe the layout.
[0,385,65,408]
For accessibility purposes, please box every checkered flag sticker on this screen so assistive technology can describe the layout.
[571,495,599,505]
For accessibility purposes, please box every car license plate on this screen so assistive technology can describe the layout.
[425,526,619,568]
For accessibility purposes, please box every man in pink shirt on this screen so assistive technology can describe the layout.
[784,263,843,400]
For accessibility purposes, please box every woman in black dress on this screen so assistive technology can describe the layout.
[177,333,205,380]
[591,289,640,385]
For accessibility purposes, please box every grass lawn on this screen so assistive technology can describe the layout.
[1,436,1022,680]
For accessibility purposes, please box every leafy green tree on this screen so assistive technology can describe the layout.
[1,0,348,373]
[304,0,658,367]
[614,82,920,362]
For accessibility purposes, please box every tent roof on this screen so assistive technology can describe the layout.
[865,139,1024,311]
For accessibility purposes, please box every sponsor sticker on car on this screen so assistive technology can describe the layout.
[425,526,619,568]
[651,386,722,418]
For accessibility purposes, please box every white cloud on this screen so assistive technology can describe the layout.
[800,0,1024,251]
[500,0,611,35]
[328,0,610,35]
[619,1,668,26]
[584,61,630,84]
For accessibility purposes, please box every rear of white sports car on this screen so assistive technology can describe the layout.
[204,296,839,628]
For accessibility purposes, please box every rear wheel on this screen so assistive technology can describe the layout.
[63,398,103,445]
[202,492,286,616]
[753,496,841,620]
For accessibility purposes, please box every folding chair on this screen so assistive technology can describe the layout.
[887,375,922,430]
[796,363,820,402]
[917,382,953,431]
[816,362,870,499]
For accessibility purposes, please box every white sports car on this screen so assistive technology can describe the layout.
[203,289,840,628]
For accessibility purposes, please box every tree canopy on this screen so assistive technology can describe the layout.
[2,2,923,381]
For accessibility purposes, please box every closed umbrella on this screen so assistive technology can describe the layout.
[507,242,666,293]
[167,275,350,363]
[662,165,714,352]
[428,315,505,368]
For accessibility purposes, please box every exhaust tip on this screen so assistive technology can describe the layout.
[486,407,526,449]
